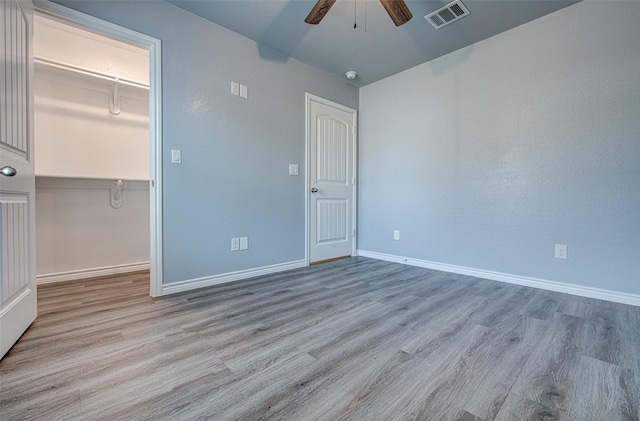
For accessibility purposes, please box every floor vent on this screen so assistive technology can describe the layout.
[425,0,470,29]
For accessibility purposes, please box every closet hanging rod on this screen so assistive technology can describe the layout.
[34,57,149,90]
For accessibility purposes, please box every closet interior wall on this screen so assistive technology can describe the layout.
[34,15,150,283]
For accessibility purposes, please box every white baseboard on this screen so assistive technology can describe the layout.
[37,262,150,284]
[357,250,640,307]
[161,259,307,295]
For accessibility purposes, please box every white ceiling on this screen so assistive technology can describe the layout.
[166,0,580,87]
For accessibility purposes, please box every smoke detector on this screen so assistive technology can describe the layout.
[345,71,357,80]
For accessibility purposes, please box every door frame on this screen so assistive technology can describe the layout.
[34,1,163,296]
[305,93,357,265]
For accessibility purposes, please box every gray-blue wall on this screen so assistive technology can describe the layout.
[50,0,358,284]
[358,1,640,296]
[46,0,639,298]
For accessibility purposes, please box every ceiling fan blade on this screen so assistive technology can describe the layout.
[305,0,338,25]
[379,0,413,26]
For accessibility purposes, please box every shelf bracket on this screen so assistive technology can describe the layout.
[109,79,121,115]
[111,179,123,208]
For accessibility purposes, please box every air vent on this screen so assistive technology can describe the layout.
[425,0,470,29]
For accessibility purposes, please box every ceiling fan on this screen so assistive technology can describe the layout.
[305,0,413,27]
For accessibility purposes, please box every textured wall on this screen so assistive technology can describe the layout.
[358,1,640,295]
[49,0,359,284]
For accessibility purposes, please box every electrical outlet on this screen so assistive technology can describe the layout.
[555,244,567,259]
[240,237,248,250]
[231,238,240,251]
[393,230,400,241]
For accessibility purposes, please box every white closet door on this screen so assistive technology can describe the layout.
[1,0,36,359]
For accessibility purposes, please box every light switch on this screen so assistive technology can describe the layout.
[171,149,182,164]
[240,237,248,250]
[231,81,240,96]
[239,84,248,99]
[289,164,299,176]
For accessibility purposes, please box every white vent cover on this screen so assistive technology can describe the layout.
[425,0,470,29]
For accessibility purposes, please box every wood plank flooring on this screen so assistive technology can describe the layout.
[1,257,638,420]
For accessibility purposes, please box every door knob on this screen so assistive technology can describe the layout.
[311,188,318,193]
[1,166,17,177]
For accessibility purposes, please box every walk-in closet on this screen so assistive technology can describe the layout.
[34,15,150,284]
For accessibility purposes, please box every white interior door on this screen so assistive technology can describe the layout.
[307,94,356,263]
[1,0,37,359]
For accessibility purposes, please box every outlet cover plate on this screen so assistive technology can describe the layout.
[555,244,567,259]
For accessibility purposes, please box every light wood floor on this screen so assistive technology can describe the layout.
[1,257,639,420]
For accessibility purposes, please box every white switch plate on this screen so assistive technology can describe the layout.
[231,81,240,96]
[393,230,400,240]
[239,84,248,99]
[289,164,299,176]
[240,237,248,250]
[555,244,567,259]
[231,238,240,251]
[171,149,182,164]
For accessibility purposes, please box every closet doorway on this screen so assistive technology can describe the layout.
[33,4,162,295]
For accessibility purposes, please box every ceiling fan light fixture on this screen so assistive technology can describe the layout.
[305,0,412,27]
[305,0,337,25]
[346,71,358,80]
[379,0,413,26]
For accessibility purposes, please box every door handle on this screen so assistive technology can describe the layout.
[311,188,318,193]
[1,166,17,177]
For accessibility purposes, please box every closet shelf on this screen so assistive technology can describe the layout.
[36,176,150,194]
[36,174,150,182]
[34,57,149,90]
